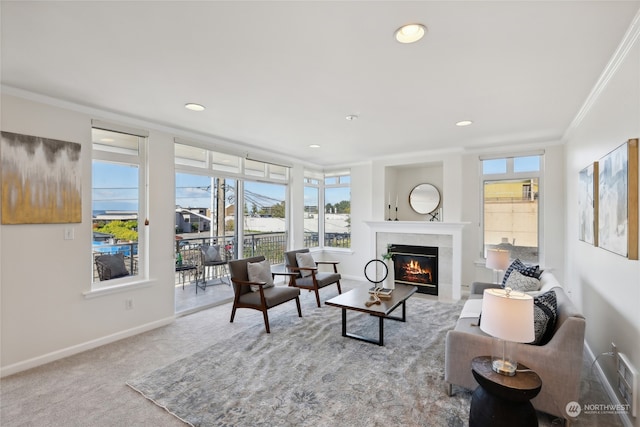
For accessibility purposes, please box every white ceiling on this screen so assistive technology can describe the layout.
[2,1,639,167]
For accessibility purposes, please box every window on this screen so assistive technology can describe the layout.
[175,141,289,264]
[481,154,542,263]
[91,125,147,285]
[324,173,351,248]
[304,176,320,248]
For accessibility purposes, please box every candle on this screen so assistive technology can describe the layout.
[388,193,391,206]
[395,195,398,208]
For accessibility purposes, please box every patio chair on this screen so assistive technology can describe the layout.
[199,244,230,291]
[229,255,301,333]
[94,253,136,281]
[284,248,342,307]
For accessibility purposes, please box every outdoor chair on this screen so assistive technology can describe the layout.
[199,244,230,291]
[229,255,301,333]
[284,248,342,307]
[94,253,136,281]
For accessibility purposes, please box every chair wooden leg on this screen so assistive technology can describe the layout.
[336,280,342,294]
[314,288,321,307]
[262,309,270,333]
[230,305,237,323]
[295,297,302,317]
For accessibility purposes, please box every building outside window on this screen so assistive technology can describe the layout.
[91,124,147,285]
[481,154,542,263]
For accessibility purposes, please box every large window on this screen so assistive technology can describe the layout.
[303,176,320,248]
[324,173,351,248]
[91,125,147,285]
[482,154,542,263]
[175,142,289,264]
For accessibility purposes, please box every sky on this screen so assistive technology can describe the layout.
[92,164,350,212]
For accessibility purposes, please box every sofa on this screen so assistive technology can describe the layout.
[444,271,586,426]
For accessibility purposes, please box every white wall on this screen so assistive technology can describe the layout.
[564,14,640,425]
[1,94,177,375]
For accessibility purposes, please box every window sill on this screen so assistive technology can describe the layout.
[83,278,156,299]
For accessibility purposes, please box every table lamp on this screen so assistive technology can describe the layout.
[480,287,534,376]
[485,248,510,284]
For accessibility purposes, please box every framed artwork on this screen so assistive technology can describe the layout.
[597,139,638,259]
[578,162,598,246]
[1,131,82,224]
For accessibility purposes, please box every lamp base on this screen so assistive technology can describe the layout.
[491,358,517,376]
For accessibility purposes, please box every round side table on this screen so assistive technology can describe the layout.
[469,355,542,427]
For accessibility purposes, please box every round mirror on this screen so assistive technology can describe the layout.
[409,183,440,214]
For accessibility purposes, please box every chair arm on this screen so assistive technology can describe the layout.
[231,278,267,288]
[470,281,501,295]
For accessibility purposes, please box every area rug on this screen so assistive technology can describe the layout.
[127,297,471,426]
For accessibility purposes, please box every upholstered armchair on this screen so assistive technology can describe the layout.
[228,255,302,333]
[284,248,342,307]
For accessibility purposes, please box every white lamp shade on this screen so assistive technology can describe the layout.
[486,249,510,271]
[480,288,535,343]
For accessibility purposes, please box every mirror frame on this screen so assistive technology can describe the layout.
[409,183,441,214]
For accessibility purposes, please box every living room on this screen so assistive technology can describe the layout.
[1,1,639,426]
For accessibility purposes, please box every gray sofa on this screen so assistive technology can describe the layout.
[444,271,586,426]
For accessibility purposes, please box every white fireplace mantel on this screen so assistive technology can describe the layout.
[364,221,469,301]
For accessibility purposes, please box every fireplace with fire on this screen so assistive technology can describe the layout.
[389,244,438,295]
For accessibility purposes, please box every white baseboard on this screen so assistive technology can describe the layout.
[0,316,175,378]
[584,341,634,427]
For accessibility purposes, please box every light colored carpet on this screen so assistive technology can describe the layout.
[0,280,624,426]
[127,296,468,427]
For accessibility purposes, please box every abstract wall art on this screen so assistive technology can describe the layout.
[597,139,638,259]
[1,131,82,224]
[578,162,598,246]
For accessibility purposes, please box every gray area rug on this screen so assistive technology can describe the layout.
[127,297,470,426]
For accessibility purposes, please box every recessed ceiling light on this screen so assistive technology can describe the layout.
[184,103,205,111]
[346,114,359,121]
[309,144,321,148]
[456,120,473,127]
[395,23,427,44]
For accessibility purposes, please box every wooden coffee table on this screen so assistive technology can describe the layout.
[325,283,417,346]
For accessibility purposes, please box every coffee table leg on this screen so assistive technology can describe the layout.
[378,316,384,346]
[341,308,347,337]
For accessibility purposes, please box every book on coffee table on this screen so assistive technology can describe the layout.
[368,286,393,296]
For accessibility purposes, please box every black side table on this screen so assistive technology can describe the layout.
[469,355,542,427]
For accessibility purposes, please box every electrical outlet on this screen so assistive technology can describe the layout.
[125,298,134,310]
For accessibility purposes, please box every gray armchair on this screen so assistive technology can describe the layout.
[229,256,302,333]
[284,248,342,307]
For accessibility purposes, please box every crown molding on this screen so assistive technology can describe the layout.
[563,7,640,142]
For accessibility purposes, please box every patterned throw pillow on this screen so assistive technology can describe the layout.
[296,252,316,277]
[530,290,558,345]
[202,245,222,262]
[505,270,541,292]
[502,259,540,286]
[247,259,275,292]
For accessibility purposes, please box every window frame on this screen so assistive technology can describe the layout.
[323,171,351,249]
[480,153,544,264]
[91,125,148,288]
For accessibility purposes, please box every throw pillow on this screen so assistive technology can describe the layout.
[505,270,541,292]
[530,290,558,345]
[96,253,129,279]
[295,252,316,277]
[247,259,275,292]
[202,244,222,262]
[501,259,540,286]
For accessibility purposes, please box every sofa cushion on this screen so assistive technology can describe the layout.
[96,253,129,279]
[505,270,541,292]
[296,252,316,277]
[530,289,558,345]
[247,259,275,292]
[502,259,539,286]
